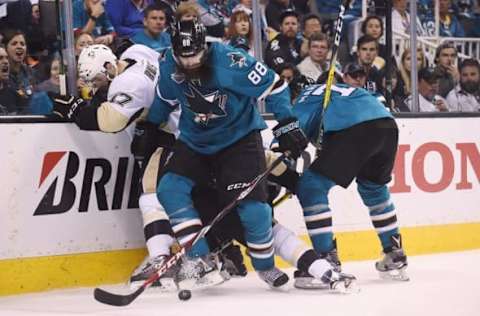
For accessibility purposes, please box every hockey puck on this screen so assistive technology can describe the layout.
[178,289,192,301]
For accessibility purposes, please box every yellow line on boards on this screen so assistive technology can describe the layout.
[1,222,480,296]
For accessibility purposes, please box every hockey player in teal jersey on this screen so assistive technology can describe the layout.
[292,83,409,282]
[147,19,308,289]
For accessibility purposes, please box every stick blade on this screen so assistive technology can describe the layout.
[94,286,145,306]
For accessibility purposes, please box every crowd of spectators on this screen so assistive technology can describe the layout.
[0,0,479,116]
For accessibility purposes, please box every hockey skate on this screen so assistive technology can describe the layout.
[294,267,358,293]
[375,234,409,281]
[129,255,179,291]
[319,239,342,272]
[321,269,359,294]
[257,267,289,289]
[218,243,248,277]
[176,254,230,291]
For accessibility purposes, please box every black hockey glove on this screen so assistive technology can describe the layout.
[272,117,308,159]
[131,121,176,163]
[50,93,86,121]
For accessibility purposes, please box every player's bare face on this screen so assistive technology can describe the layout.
[178,50,205,70]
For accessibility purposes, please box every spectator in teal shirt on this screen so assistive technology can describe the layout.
[106,0,154,38]
[130,3,171,53]
[73,0,115,46]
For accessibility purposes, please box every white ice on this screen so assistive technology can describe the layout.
[1,250,479,316]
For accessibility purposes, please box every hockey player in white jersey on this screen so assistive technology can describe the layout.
[50,43,181,288]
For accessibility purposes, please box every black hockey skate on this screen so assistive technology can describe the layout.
[218,243,248,277]
[375,234,409,281]
[257,267,289,289]
[129,255,179,291]
[176,254,230,291]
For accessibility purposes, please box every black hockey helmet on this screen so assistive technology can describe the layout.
[171,19,207,58]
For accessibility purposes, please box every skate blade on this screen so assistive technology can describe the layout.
[331,279,361,294]
[294,277,330,290]
[378,267,410,282]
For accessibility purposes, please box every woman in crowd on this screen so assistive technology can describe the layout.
[361,15,387,61]
[397,47,427,101]
[1,29,35,112]
[226,10,254,55]
[35,57,61,94]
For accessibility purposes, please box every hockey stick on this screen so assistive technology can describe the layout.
[322,0,351,110]
[315,0,351,147]
[94,152,290,306]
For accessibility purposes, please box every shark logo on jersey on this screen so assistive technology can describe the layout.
[171,71,186,84]
[185,83,227,125]
[228,52,247,69]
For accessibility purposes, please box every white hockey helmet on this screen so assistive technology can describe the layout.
[77,44,118,83]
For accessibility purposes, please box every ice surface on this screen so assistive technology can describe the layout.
[1,250,479,316]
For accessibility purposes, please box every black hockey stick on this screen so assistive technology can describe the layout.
[94,152,289,306]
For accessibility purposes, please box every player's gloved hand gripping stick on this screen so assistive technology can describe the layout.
[94,152,291,306]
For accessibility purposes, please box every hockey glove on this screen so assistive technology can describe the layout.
[131,121,176,162]
[272,117,308,159]
[50,93,86,121]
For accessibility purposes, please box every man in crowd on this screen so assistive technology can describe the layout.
[297,32,330,82]
[434,42,460,98]
[446,58,480,112]
[265,10,302,73]
[130,3,171,53]
[405,67,449,112]
[355,35,383,93]
[299,14,322,57]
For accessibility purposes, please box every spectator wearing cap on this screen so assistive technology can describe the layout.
[439,0,465,37]
[299,14,321,57]
[446,58,480,112]
[73,0,115,46]
[354,35,384,93]
[130,3,171,53]
[106,0,154,38]
[297,32,329,82]
[265,10,302,73]
[342,62,367,88]
[405,67,449,112]
[434,42,460,98]
[265,0,295,32]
